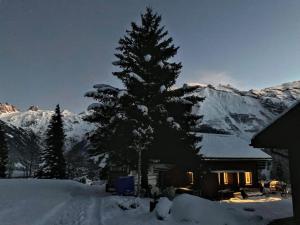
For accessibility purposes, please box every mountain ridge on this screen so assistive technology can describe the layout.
[1,80,299,179]
[1,80,300,146]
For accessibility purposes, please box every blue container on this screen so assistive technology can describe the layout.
[115,176,135,195]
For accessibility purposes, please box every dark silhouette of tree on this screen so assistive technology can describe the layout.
[0,122,8,178]
[38,105,66,179]
[86,8,203,190]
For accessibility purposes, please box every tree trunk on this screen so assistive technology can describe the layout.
[141,154,149,190]
[137,150,142,197]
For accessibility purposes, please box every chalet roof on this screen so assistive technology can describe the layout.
[199,133,271,160]
[251,101,300,148]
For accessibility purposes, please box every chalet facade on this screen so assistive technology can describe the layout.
[128,133,272,198]
[197,134,271,198]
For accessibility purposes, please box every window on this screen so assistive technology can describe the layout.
[223,172,229,185]
[187,171,194,184]
[245,172,252,185]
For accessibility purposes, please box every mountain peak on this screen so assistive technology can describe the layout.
[0,103,18,114]
[28,105,39,111]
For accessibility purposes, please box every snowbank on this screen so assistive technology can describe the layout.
[155,197,172,220]
[0,180,292,225]
[101,194,292,225]
[171,194,237,224]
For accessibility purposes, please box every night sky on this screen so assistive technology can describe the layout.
[1,0,300,112]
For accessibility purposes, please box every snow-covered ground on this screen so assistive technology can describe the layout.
[0,179,107,225]
[0,179,293,225]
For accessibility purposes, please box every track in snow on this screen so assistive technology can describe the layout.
[36,196,104,225]
[0,179,107,225]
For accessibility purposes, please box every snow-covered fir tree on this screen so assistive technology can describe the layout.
[86,8,203,189]
[37,105,66,179]
[0,121,8,178]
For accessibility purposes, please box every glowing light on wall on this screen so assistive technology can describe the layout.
[224,172,229,185]
[187,171,194,184]
[245,172,252,185]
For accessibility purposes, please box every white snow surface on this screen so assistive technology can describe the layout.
[0,179,107,225]
[129,73,145,83]
[144,54,152,62]
[155,197,172,220]
[200,133,271,159]
[137,105,148,115]
[0,109,94,149]
[0,180,292,225]
[191,85,274,138]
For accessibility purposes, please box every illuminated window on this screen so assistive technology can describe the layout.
[237,173,240,185]
[223,172,229,185]
[187,171,194,184]
[245,172,252,185]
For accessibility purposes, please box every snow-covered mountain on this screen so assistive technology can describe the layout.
[191,80,300,139]
[1,80,299,178]
[1,81,300,148]
[0,105,94,149]
[0,120,40,177]
[0,103,18,113]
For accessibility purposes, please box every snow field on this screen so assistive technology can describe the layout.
[0,179,106,225]
[0,179,293,225]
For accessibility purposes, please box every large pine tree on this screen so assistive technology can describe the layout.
[38,105,66,179]
[0,122,8,178]
[86,8,203,189]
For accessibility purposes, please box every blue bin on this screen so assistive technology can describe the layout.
[114,176,135,195]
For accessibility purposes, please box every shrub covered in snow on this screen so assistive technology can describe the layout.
[155,197,172,220]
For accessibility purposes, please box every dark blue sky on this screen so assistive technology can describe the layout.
[1,0,300,112]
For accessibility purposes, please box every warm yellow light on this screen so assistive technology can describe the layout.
[222,197,281,203]
[237,173,240,185]
[245,172,252,185]
[187,171,194,184]
[224,172,229,185]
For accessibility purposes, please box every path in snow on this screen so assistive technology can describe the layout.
[35,196,103,225]
[0,179,107,225]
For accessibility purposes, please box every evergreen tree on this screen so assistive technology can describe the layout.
[86,8,203,189]
[0,122,8,178]
[38,105,66,179]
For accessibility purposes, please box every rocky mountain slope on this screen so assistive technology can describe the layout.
[0,103,18,113]
[2,80,299,147]
[0,120,40,177]
[191,80,300,139]
[0,105,94,150]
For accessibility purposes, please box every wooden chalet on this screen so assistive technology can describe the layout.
[199,133,271,198]
[138,133,271,199]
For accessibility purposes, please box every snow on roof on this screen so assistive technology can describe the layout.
[199,133,271,160]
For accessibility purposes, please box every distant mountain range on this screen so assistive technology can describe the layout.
[192,80,300,139]
[1,80,299,177]
[0,106,94,149]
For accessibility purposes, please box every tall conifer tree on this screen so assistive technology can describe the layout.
[86,8,203,189]
[38,105,66,179]
[0,122,8,178]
